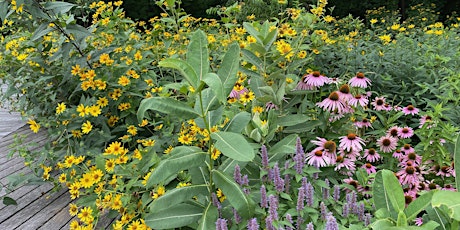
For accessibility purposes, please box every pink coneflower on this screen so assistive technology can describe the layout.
[349,72,371,88]
[401,144,415,155]
[348,94,369,107]
[339,133,365,152]
[304,71,328,87]
[392,149,404,159]
[343,178,359,192]
[371,97,386,111]
[362,148,381,162]
[376,136,398,153]
[311,137,337,155]
[397,165,420,186]
[362,162,377,174]
[229,83,248,99]
[337,84,354,102]
[317,91,346,113]
[436,165,454,178]
[398,126,414,139]
[419,115,433,128]
[414,217,423,226]
[296,75,316,90]
[334,155,356,173]
[306,148,331,168]
[339,147,361,160]
[329,113,345,122]
[265,101,279,111]
[387,126,400,138]
[354,118,372,128]
[383,103,392,111]
[402,105,419,115]
[442,184,457,191]
[327,77,342,85]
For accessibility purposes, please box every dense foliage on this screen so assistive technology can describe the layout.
[1,0,460,230]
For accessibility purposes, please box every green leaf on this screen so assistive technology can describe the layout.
[373,170,397,220]
[382,169,405,213]
[223,111,251,133]
[371,219,395,229]
[0,1,10,22]
[263,28,278,51]
[159,59,198,88]
[397,211,408,226]
[137,97,199,123]
[194,88,219,115]
[2,196,17,206]
[31,23,55,41]
[219,158,246,175]
[405,191,434,221]
[145,203,203,229]
[242,49,263,71]
[202,73,226,103]
[197,202,218,230]
[455,134,460,190]
[211,132,254,162]
[65,24,92,42]
[268,134,298,162]
[217,42,240,99]
[187,30,209,83]
[212,169,255,218]
[276,114,310,127]
[44,1,75,14]
[146,150,207,187]
[432,190,460,221]
[149,184,208,212]
[243,22,263,44]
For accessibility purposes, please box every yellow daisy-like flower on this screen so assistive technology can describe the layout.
[138,119,149,127]
[252,106,264,114]
[118,75,130,86]
[127,125,137,136]
[178,134,195,145]
[27,119,40,133]
[118,102,131,111]
[71,64,81,76]
[88,105,101,117]
[79,172,95,188]
[91,169,103,183]
[210,147,221,160]
[105,159,116,172]
[142,139,155,147]
[152,185,166,199]
[216,188,226,202]
[97,97,108,107]
[77,206,94,224]
[81,121,92,134]
[239,91,255,104]
[76,104,88,117]
[134,50,143,61]
[69,203,78,216]
[58,173,67,183]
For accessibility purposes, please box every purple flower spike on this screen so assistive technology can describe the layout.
[333,185,341,202]
[268,195,279,221]
[261,145,269,169]
[305,182,314,207]
[325,213,339,230]
[306,222,314,230]
[247,218,259,230]
[216,218,228,230]
[260,185,268,208]
[296,187,305,212]
[234,164,242,185]
[273,163,285,193]
[233,208,242,224]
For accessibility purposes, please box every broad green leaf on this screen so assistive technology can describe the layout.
[0,1,10,22]
[65,24,93,42]
[242,49,263,71]
[425,205,448,230]
[137,97,199,123]
[187,30,209,83]
[194,88,219,115]
[159,59,198,88]
[268,134,298,162]
[432,190,460,221]
[219,158,246,175]
[405,191,434,221]
[149,184,208,211]
[145,204,203,229]
[382,169,405,213]
[2,196,17,206]
[211,132,254,162]
[195,106,223,129]
[44,1,75,14]
[223,111,251,133]
[31,23,55,41]
[455,134,460,190]
[373,170,397,220]
[371,219,395,229]
[212,169,255,218]
[202,73,226,103]
[263,28,278,51]
[243,22,263,44]
[276,114,310,127]
[166,0,176,7]
[197,202,218,230]
[217,43,240,100]
[396,211,408,226]
[146,151,207,187]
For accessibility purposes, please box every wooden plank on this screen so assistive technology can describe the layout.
[0,187,67,228]
[14,188,71,229]
[0,184,39,208]
[37,202,73,230]
[60,216,78,230]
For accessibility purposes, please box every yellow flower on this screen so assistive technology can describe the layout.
[118,75,130,86]
[297,50,307,59]
[118,102,131,111]
[69,203,78,216]
[27,119,40,133]
[77,104,89,117]
[239,91,255,104]
[370,18,378,24]
[178,134,195,145]
[379,34,391,43]
[142,139,155,147]
[246,14,255,20]
[252,106,264,114]
[81,121,93,134]
[138,119,149,127]
[105,159,116,172]
[211,147,221,160]
[134,50,143,61]
[97,97,109,107]
[216,188,226,202]
[79,172,95,188]
[152,185,165,199]
[127,125,137,136]
[59,173,67,183]
[88,105,101,117]
[390,24,400,31]
[164,145,174,154]
[112,194,123,210]
[77,206,94,224]
[91,169,103,183]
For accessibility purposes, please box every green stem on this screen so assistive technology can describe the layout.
[198,90,214,198]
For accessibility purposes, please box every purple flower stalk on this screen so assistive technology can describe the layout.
[247,218,259,230]
[364,213,372,226]
[216,218,228,230]
[211,192,222,212]
[357,203,365,221]
[325,212,339,230]
[234,164,242,185]
[260,185,268,208]
[233,208,242,224]
[322,179,330,200]
[333,185,341,202]
[242,175,249,186]
[284,174,291,194]
[296,187,305,212]
[285,213,293,230]
[268,195,279,221]
[295,137,305,174]
[273,163,285,193]
[320,202,328,220]
[343,203,350,217]
[265,215,275,230]
[261,145,269,170]
[305,182,314,207]
[306,222,314,230]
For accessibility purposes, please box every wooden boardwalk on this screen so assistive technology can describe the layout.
[0,124,115,229]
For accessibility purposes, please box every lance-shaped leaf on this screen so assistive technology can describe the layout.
[455,134,460,190]
[31,23,55,41]
[149,184,208,212]
[212,169,255,218]
[137,97,199,123]
[405,190,434,221]
[223,111,251,133]
[187,30,209,83]
[211,132,254,162]
[145,204,203,229]
[373,170,397,220]
[432,190,460,221]
[242,49,263,71]
[146,150,207,188]
[217,43,240,97]
[382,169,405,213]
[44,1,75,14]
[159,59,198,89]
[197,202,218,230]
